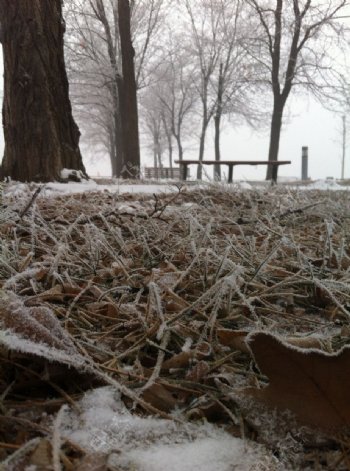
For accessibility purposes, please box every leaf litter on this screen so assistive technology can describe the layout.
[1,181,350,469]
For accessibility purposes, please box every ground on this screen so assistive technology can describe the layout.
[1,179,350,470]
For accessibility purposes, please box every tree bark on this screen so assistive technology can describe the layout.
[175,136,184,163]
[118,0,141,179]
[108,123,117,177]
[94,0,124,178]
[0,0,86,182]
[266,97,284,181]
[214,115,221,181]
[214,64,224,181]
[162,115,173,175]
[197,122,208,180]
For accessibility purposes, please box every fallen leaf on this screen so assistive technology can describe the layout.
[34,284,64,302]
[29,439,52,468]
[286,336,324,350]
[75,453,108,471]
[186,360,210,382]
[141,382,178,412]
[218,329,324,353]
[242,332,350,431]
[162,351,193,370]
[1,293,76,353]
[217,329,250,353]
[0,290,88,371]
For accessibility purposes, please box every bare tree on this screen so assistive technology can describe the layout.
[140,40,198,175]
[140,84,168,176]
[156,43,197,163]
[130,0,166,90]
[0,0,86,182]
[182,0,256,180]
[247,0,350,180]
[207,0,257,180]
[183,0,220,179]
[65,0,165,177]
[65,0,123,175]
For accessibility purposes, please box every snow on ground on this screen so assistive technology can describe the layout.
[3,178,349,200]
[45,180,179,196]
[3,180,179,198]
[3,176,346,470]
[61,387,278,471]
[2,179,254,198]
[305,179,347,190]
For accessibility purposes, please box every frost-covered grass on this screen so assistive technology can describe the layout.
[1,180,350,469]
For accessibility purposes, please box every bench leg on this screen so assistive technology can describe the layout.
[228,165,234,183]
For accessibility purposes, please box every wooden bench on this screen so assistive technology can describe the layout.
[144,167,189,180]
[174,160,291,184]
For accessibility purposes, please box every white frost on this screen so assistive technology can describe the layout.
[60,386,279,471]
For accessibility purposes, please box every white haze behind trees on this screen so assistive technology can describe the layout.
[0,1,349,180]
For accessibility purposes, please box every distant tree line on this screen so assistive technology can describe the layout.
[66,0,350,181]
[0,0,349,182]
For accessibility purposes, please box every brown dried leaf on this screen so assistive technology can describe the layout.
[0,292,76,354]
[86,301,119,318]
[28,439,52,468]
[218,329,324,353]
[36,284,64,302]
[286,336,324,350]
[217,329,250,353]
[243,332,350,431]
[141,382,178,412]
[75,453,108,471]
[186,360,210,382]
[162,351,193,370]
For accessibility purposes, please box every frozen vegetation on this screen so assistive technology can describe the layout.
[1,179,350,469]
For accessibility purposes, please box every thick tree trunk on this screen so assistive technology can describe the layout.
[0,0,86,182]
[118,0,141,179]
[266,97,284,181]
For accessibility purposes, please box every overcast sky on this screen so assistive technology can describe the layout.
[0,48,346,181]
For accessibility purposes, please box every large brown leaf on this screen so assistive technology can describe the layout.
[242,332,350,431]
[0,290,88,370]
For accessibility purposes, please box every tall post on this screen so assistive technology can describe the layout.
[342,115,346,180]
[301,146,308,181]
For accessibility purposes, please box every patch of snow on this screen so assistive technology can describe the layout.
[60,168,86,182]
[112,437,270,471]
[45,180,99,195]
[61,386,279,471]
[101,183,180,195]
[237,181,252,190]
[303,179,346,191]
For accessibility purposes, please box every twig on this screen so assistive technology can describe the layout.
[19,185,44,219]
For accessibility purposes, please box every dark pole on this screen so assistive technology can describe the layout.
[342,116,346,179]
[301,146,308,181]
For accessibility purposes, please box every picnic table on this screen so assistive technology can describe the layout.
[174,160,291,184]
